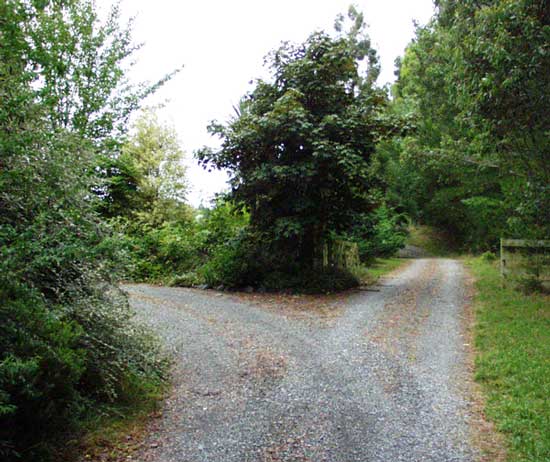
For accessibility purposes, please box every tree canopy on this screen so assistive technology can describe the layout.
[198,7,400,269]
[99,109,189,223]
[385,0,550,248]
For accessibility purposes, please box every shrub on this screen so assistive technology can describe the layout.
[198,231,257,288]
[0,282,85,459]
[481,251,497,262]
[66,279,168,402]
[347,205,408,261]
[117,199,250,284]
[196,229,361,293]
[169,272,201,287]
[0,276,169,461]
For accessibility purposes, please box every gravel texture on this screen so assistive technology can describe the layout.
[124,258,480,462]
[396,244,429,258]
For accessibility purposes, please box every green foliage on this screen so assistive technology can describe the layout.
[67,282,168,402]
[468,256,550,461]
[120,198,250,284]
[480,251,497,262]
[121,221,196,280]
[99,109,189,224]
[389,0,550,248]
[345,205,408,261]
[0,283,85,458]
[0,1,172,459]
[168,272,201,288]
[194,228,361,293]
[101,116,255,288]
[198,231,256,288]
[197,10,401,275]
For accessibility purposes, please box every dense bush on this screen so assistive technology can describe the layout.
[0,283,84,459]
[387,0,550,249]
[198,231,254,288]
[0,154,169,459]
[118,198,250,283]
[344,205,408,262]
[194,229,361,293]
[0,1,171,459]
[119,196,402,293]
[0,279,167,459]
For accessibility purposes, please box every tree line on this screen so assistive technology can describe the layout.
[386,0,549,248]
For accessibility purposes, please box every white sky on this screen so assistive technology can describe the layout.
[100,0,435,207]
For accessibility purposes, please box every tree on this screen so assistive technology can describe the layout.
[0,1,171,458]
[123,110,188,221]
[389,23,507,249]
[441,0,550,237]
[388,0,549,248]
[100,109,189,223]
[197,8,398,270]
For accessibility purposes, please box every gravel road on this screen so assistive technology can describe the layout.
[124,258,481,462]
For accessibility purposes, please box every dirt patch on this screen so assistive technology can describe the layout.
[237,337,288,383]
[226,291,351,324]
[367,259,437,359]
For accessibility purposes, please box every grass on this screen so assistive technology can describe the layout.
[467,256,550,462]
[60,381,168,462]
[357,257,406,285]
[407,224,459,256]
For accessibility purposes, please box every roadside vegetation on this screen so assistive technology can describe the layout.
[0,1,175,460]
[468,257,550,462]
[383,0,549,252]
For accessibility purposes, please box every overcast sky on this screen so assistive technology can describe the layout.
[100,0,435,207]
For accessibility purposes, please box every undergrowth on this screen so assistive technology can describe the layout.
[60,378,168,462]
[407,225,459,257]
[356,257,406,285]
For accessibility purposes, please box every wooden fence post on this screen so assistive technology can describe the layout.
[500,238,505,287]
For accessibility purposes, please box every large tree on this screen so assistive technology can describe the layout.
[442,0,550,237]
[198,8,397,269]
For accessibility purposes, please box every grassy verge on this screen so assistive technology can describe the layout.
[467,256,550,462]
[407,224,459,256]
[357,257,407,285]
[60,382,167,462]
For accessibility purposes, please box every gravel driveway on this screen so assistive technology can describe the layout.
[124,258,481,462]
